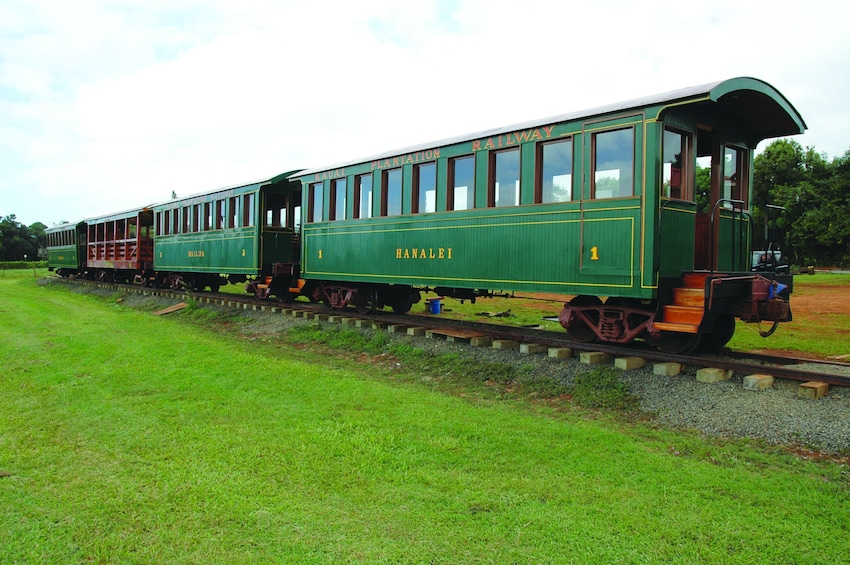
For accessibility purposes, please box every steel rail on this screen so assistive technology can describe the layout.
[66,277,850,388]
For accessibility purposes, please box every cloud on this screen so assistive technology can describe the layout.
[1,0,848,226]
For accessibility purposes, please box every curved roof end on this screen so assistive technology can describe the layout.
[708,77,807,143]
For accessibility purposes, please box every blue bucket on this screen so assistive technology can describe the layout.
[428,298,442,314]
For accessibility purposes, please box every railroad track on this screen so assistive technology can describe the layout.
[67,278,850,388]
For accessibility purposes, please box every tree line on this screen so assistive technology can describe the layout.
[0,215,46,262]
[752,139,850,268]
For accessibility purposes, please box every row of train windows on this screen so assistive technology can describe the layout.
[47,230,77,247]
[661,128,748,206]
[155,194,255,236]
[88,218,151,243]
[307,129,637,222]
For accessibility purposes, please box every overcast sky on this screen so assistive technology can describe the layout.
[2,0,848,227]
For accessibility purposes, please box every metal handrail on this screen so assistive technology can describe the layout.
[709,198,748,273]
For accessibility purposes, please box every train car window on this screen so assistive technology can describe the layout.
[331,178,347,221]
[243,194,255,227]
[309,182,323,222]
[182,206,191,233]
[592,128,634,199]
[193,204,201,232]
[215,200,224,230]
[354,174,372,219]
[724,145,747,208]
[264,193,286,227]
[448,155,475,211]
[490,148,520,207]
[172,209,179,234]
[204,203,212,231]
[537,139,573,203]
[128,218,137,239]
[293,205,302,231]
[381,168,402,216]
[663,128,691,200]
[229,197,239,228]
[413,163,436,214]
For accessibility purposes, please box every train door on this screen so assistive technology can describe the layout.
[76,222,87,270]
[259,180,302,268]
[657,127,697,280]
[694,128,751,272]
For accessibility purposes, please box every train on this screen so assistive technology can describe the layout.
[46,77,806,355]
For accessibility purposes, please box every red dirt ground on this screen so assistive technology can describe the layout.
[790,283,850,316]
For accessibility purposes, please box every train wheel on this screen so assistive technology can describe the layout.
[391,294,413,314]
[656,331,701,355]
[565,295,602,343]
[697,315,736,353]
[354,289,377,313]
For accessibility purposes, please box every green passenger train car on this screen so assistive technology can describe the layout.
[46,221,86,277]
[151,172,302,293]
[290,77,806,353]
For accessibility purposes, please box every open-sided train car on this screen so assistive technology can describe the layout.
[289,77,805,353]
[46,221,87,277]
[150,172,302,294]
[84,207,155,283]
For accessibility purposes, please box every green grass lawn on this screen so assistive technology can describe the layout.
[1,271,849,563]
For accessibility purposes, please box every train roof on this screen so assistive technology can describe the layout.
[84,206,154,224]
[45,221,85,233]
[149,169,303,210]
[293,77,806,178]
